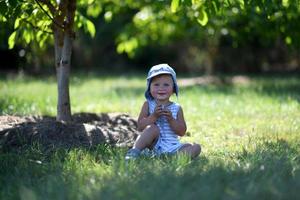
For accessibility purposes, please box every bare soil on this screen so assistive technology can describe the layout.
[0,113,138,152]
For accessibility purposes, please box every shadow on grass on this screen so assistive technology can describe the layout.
[257,80,300,103]
[97,139,300,200]
[0,138,299,199]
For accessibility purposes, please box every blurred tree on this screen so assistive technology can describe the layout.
[1,0,96,121]
[111,0,300,73]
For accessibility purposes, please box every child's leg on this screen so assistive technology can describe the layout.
[178,143,201,159]
[125,125,159,160]
[133,124,159,150]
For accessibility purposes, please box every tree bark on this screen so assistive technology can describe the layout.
[52,0,76,122]
[56,34,72,121]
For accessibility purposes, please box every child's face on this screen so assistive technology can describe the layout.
[150,74,174,102]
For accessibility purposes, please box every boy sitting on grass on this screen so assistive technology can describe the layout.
[125,64,201,160]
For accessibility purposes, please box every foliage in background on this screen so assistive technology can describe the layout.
[84,0,299,72]
[1,0,300,73]
[0,0,96,49]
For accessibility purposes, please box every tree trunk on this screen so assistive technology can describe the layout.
[53,0,76,122]
[56,35,72,121]
[54,31,72,122]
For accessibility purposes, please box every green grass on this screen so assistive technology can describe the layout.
[0,72,300,199]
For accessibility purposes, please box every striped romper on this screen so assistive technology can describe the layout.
[148,99,184,155]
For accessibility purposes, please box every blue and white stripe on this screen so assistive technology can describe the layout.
[148,99,183,154]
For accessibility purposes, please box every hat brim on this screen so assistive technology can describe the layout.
[146,71,173,80]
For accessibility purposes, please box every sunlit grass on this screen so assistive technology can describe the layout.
[0,72,299,199]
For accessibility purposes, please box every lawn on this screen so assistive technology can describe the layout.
[0,72,299,199]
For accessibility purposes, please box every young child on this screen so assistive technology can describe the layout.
[125,64,201,160]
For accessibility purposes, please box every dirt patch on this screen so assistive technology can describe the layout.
[0,113,138,152]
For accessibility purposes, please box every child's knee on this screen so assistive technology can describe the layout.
[192,144,201,157]
[145,124,160,137]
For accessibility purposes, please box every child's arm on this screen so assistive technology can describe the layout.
[137,101,158,132]
[163,106,187,136]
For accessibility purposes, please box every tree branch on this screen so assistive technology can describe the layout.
[37,0,56,15]
[34,0,64,29]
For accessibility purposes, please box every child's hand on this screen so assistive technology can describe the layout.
[153,105,164,118]
[161,109,173,121]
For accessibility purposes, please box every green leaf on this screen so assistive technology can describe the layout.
[285,36,292,45]
[8,31,17,49]
[23,30,31,44]
[104,11,113,22]
[171,0,180,13]
[238,0,245,9]
[76,11,96,37]
[282,0,289,7]
[14,18,20,29]
[0,16,7,22]
[87,4,102,18]
[37,30,43,41]
[212,1,218,13]
[38,33,48,48]
[86,19,96,37]
[191,0,203,6]
[197,7,208,26]
[117,38,138,57]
